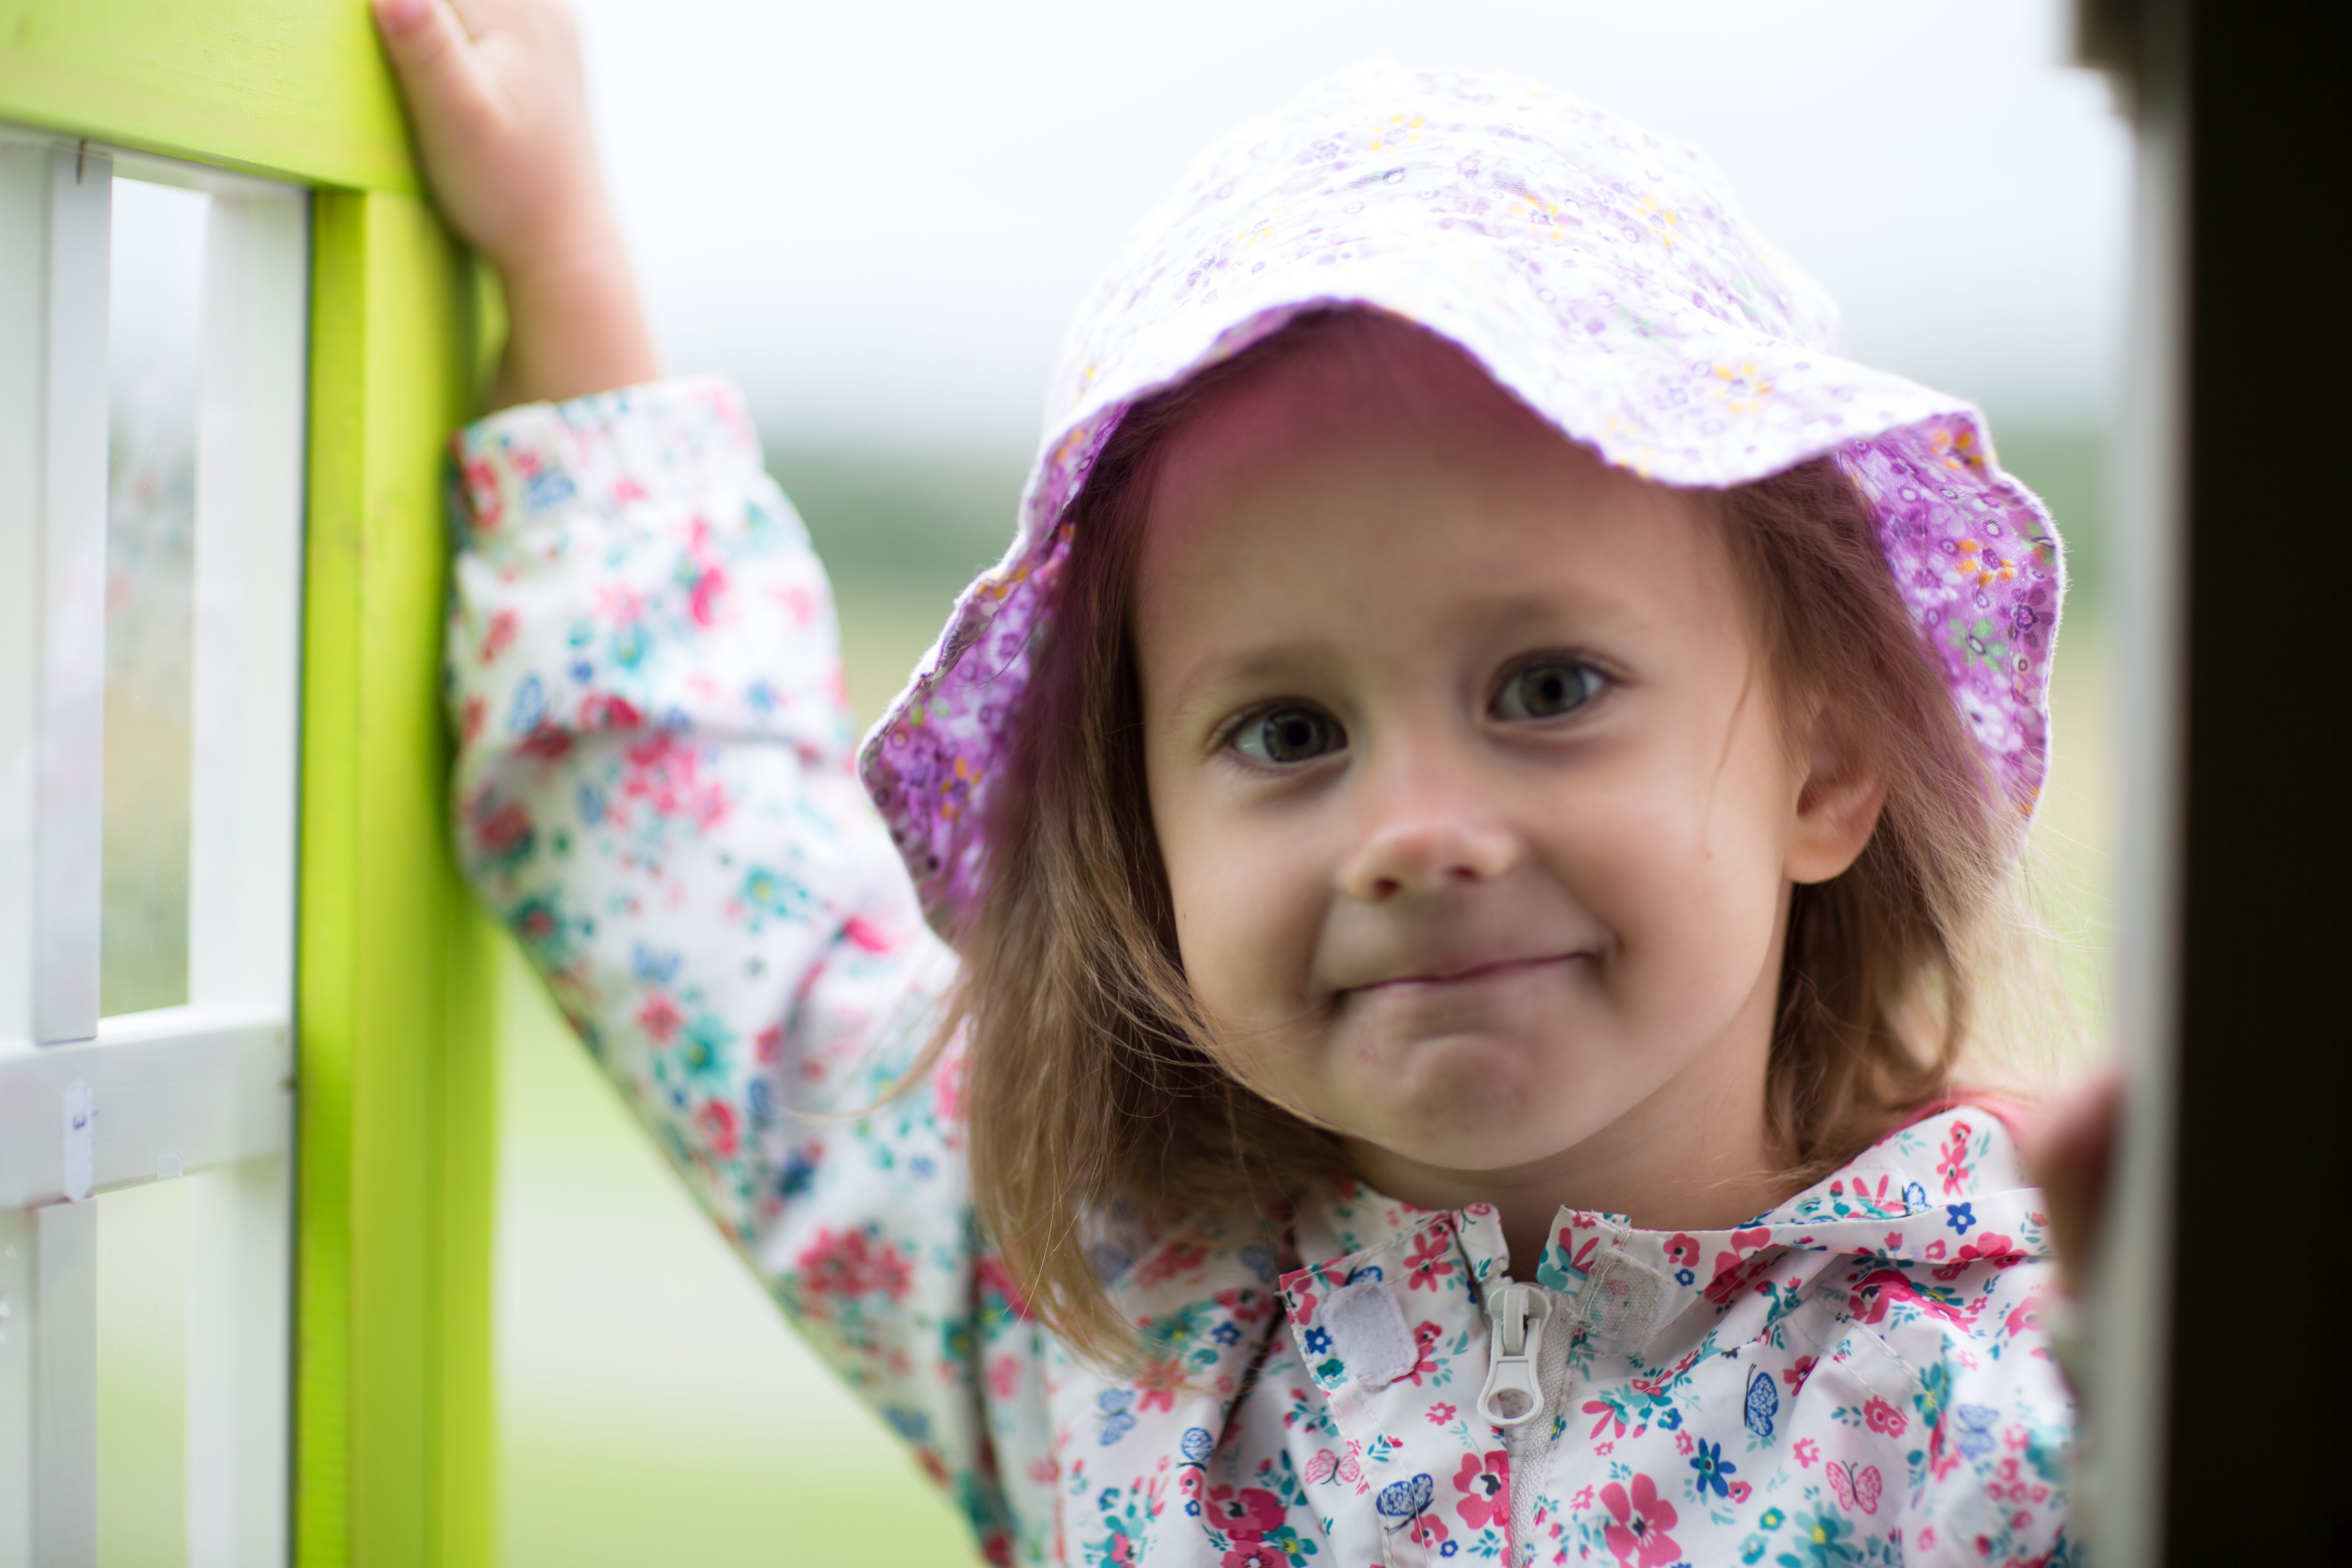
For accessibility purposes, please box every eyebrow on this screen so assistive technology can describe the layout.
[1159,586,1651,723]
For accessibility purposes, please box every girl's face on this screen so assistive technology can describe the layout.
[1134,327,1881,1226]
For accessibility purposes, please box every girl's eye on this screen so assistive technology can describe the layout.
[1492,659,1603,722]
[1231,705,1347,765]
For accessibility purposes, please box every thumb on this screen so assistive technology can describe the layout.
[372,0,501,136]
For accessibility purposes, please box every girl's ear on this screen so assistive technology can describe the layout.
[1784,703,1888,885]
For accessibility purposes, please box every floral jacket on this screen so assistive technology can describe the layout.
[447,378,2074,1568]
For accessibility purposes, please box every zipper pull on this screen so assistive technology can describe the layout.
[1477,1281,1551,1428]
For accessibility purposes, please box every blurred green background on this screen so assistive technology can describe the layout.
[487,424,2120,1568]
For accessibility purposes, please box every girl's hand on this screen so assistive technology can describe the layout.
[2023,1065,2124,1300]
[372,0,659,407]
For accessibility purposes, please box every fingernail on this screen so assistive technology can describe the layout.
[373,0,429,29]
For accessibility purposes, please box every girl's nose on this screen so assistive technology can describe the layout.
[1336,808,1522,902]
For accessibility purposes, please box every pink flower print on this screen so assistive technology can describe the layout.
[687,564,729,628]
[1454,1449,1510,1530]
[1136,1239,1208,1288]
[1793,1438,1820,1468]
[1664,1233,1701,1270]
[1404,1226,1457,1290]
[1727,1479,1752,1503]
[692,1098,739,1159]
[1934,1232,2028,1281]
[2005,1291,2049,1338]
[621,734,727,828]
[636,992,683,1043]
[1402,1512,1449,1550]
[1221,1544,1287,1568]
[1403,1320,1443,1385]
[1599,1474,1680,1567]
[987,1354,1022,1400]
[577,693,645,731]
[471,795,535,866]
[1136,1358,1186,1413]
[1937,1119,1976,1196]
[795,1226,913,1303]
[1426,1402,1457,1425]
[1864,1396,1908,1436]
[1206,1486,1287,1537]
[1784,1355,1817,1393]
[479,608,518,664]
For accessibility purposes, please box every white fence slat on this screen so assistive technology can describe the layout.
[33,145,110,1046]
[33,1199,96,1568]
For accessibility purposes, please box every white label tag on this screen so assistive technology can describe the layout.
[63,1078,93,1202]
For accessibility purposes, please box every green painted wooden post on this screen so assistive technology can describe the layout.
[0,4,503,1564]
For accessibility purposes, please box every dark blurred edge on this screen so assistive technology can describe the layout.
[2085,0,2348,1559]
[2169,2,2348,1557]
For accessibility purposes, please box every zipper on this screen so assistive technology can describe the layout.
[1476,1281,1550,1427]
[1477,1279,1568,1567]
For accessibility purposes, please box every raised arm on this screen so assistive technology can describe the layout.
[372,0,657,406]
[377,4,1033,1555]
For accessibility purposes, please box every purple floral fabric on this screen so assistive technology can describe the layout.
[445,377,2073,1567]
[858,60,2065,930]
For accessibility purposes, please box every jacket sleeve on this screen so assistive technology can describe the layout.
[444,377,1022,1555]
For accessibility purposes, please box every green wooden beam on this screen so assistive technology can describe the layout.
[300,184,499,1568]
[0,0,420,192]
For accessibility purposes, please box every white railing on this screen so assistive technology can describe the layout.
[0,131,307,1568]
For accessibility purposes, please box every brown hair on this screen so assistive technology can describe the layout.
[930,310,2043,1367]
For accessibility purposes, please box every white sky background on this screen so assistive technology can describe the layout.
[571,0,2132,456]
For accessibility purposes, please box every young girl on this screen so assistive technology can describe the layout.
[381,2,2079,1562]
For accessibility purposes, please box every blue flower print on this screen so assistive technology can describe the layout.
[1954,1403,1999,1459]
[523,466,576,513]
[1211,1320,1242,1345]
[1946,1202,1977,1235]
[507,673,547,734]
[631,942,682,984]
[1096,1388,1136,1446]
[1902,1180,1930,1210]
[1303,1326,1332,1356]
[1744,1366,1780,1438]
[1691,1437,1737,1497]
[1773,1506,1861,1566]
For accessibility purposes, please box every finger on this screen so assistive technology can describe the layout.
[371,0,502,131]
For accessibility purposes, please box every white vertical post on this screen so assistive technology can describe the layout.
[187,185,308,1018]
[33,144,111,1046]
[33,1201,96,1568]
[185,1156,290,1568]
[181,182,306,1568]
[0,137,110,1568]
[0,1211,32,1568]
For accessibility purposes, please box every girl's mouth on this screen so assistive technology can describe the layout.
[1352,952,1586,995]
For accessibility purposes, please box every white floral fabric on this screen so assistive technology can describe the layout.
[446,377,2075,1568]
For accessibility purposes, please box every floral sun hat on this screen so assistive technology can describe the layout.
[857,59,2063,931]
